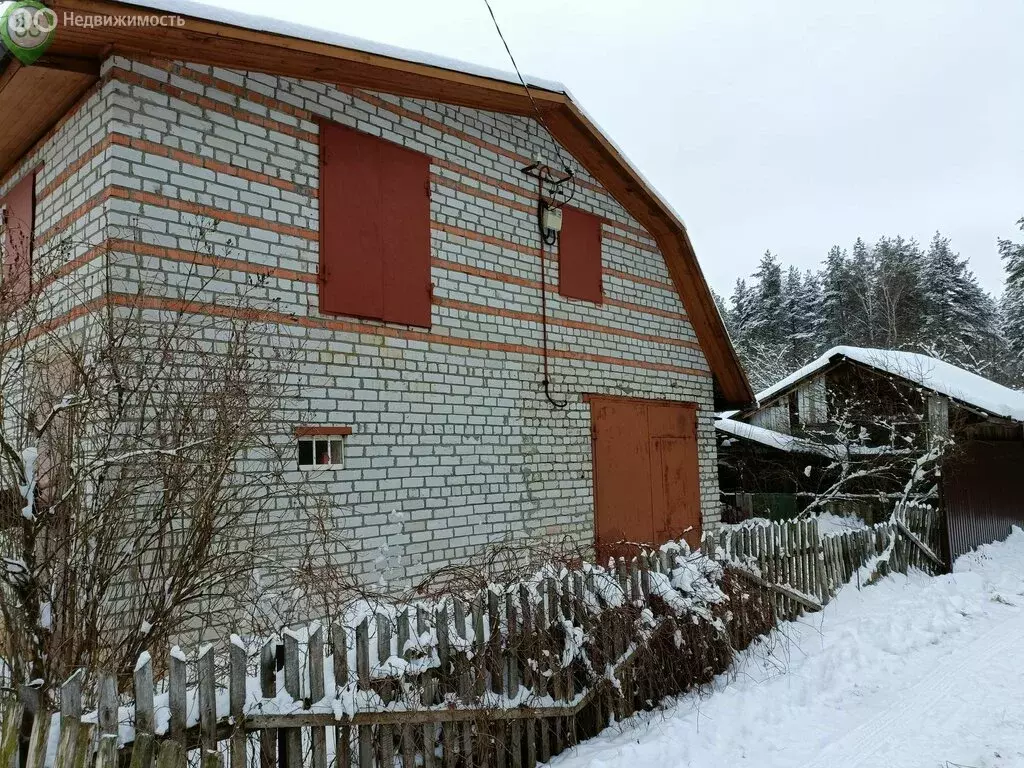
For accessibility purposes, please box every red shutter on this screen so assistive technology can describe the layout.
[2,172,35,300]
[380,141,431,328]
[558,206,603,303]
[318,122,432,328]
[319,122,384,320]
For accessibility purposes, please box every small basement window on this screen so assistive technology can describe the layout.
[295,426,352,470]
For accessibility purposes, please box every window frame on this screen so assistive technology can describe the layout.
[295,426,353,471]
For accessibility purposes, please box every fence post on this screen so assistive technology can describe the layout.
[258,639,277,768]
[198,644,218,755]
[95,674,118,768]
[355,619,372,768]
[169,647,187,748]
[331,624,351,768]
[132,653,157,768]
[229,637,247,768]
[52,670,82,768]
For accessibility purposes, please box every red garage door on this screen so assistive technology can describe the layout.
[589,396,702,559]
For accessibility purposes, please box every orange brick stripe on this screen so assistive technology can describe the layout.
[435,257,686,321]
[431,172,664,255]
[107,239,314,283]
[432,258,540,291]
[436,223,675,293]
[37,236,685,328]
[604,268,675,291]
[36,188,113,248]
[433,158,659,251]
[434,297,701,351]
[37,135,113,201]
[25,290,707,379]
[126,58,615,211]
[131,57,317,125]
[22,297,104,346]
[97,240,697,350]
[35,184,676,304]
[111,66,318,146]
[345,85,616,203]
[119,61,648,237]
[106,293,710,379]
[430,173,534,216]
[602,228,660,252]
[433,158,536,206]
[606,298,687,323]
[113,61,661,252]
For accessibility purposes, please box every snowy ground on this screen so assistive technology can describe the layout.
[548,529,1024,768]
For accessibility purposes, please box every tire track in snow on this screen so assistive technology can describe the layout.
[800,611,1023,768]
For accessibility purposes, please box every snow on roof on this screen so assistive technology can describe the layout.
[715,418,802,453]
[756,346,1024,423]
[715,415,905,458]
[120,0,567,93]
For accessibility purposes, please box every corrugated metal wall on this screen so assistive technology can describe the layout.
[943,440,1024,562]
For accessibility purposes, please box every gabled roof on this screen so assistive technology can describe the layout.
[0,0,754,407]
[754,346,1024,423]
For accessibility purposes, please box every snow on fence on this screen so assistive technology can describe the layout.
[0,508,943,768]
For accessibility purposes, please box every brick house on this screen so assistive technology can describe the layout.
[0,0,753,583]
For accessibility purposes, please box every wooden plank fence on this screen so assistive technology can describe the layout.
[0,506,944,768]
[708,503,945,620]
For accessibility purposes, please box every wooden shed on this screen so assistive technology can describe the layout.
[717,346,1024,564]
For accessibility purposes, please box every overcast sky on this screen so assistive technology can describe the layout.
[205,0,1024,299]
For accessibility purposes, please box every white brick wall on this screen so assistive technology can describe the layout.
[6,55,723,586]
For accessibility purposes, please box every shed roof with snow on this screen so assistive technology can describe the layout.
[751,346,1024,424]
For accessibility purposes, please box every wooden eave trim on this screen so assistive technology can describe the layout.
[0,71,98,188]
[0,58,22,94]
[56,0,568,106]
[33,54,101,76]
[549,102,754,407]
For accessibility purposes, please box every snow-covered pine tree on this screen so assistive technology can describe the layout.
[782,265,804,369]
[713,289,734,337]
[871,235,926,348]
[749,250,785,348]
[820,245,855,347]
[998,218,1024,383]
[919,232,1002,374]
[848,238,878,346]
[728,278,754,344]
[724,229,1011,387]
[781,266,822,368]
[799,268,825,355]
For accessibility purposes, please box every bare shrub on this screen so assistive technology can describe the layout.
[0,223,361,699]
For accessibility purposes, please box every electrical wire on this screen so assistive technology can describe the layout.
[481,0,577,196]
[481,0,571,409]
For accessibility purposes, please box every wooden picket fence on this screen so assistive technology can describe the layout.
[710,503,946,620]
[0,507,944,768]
